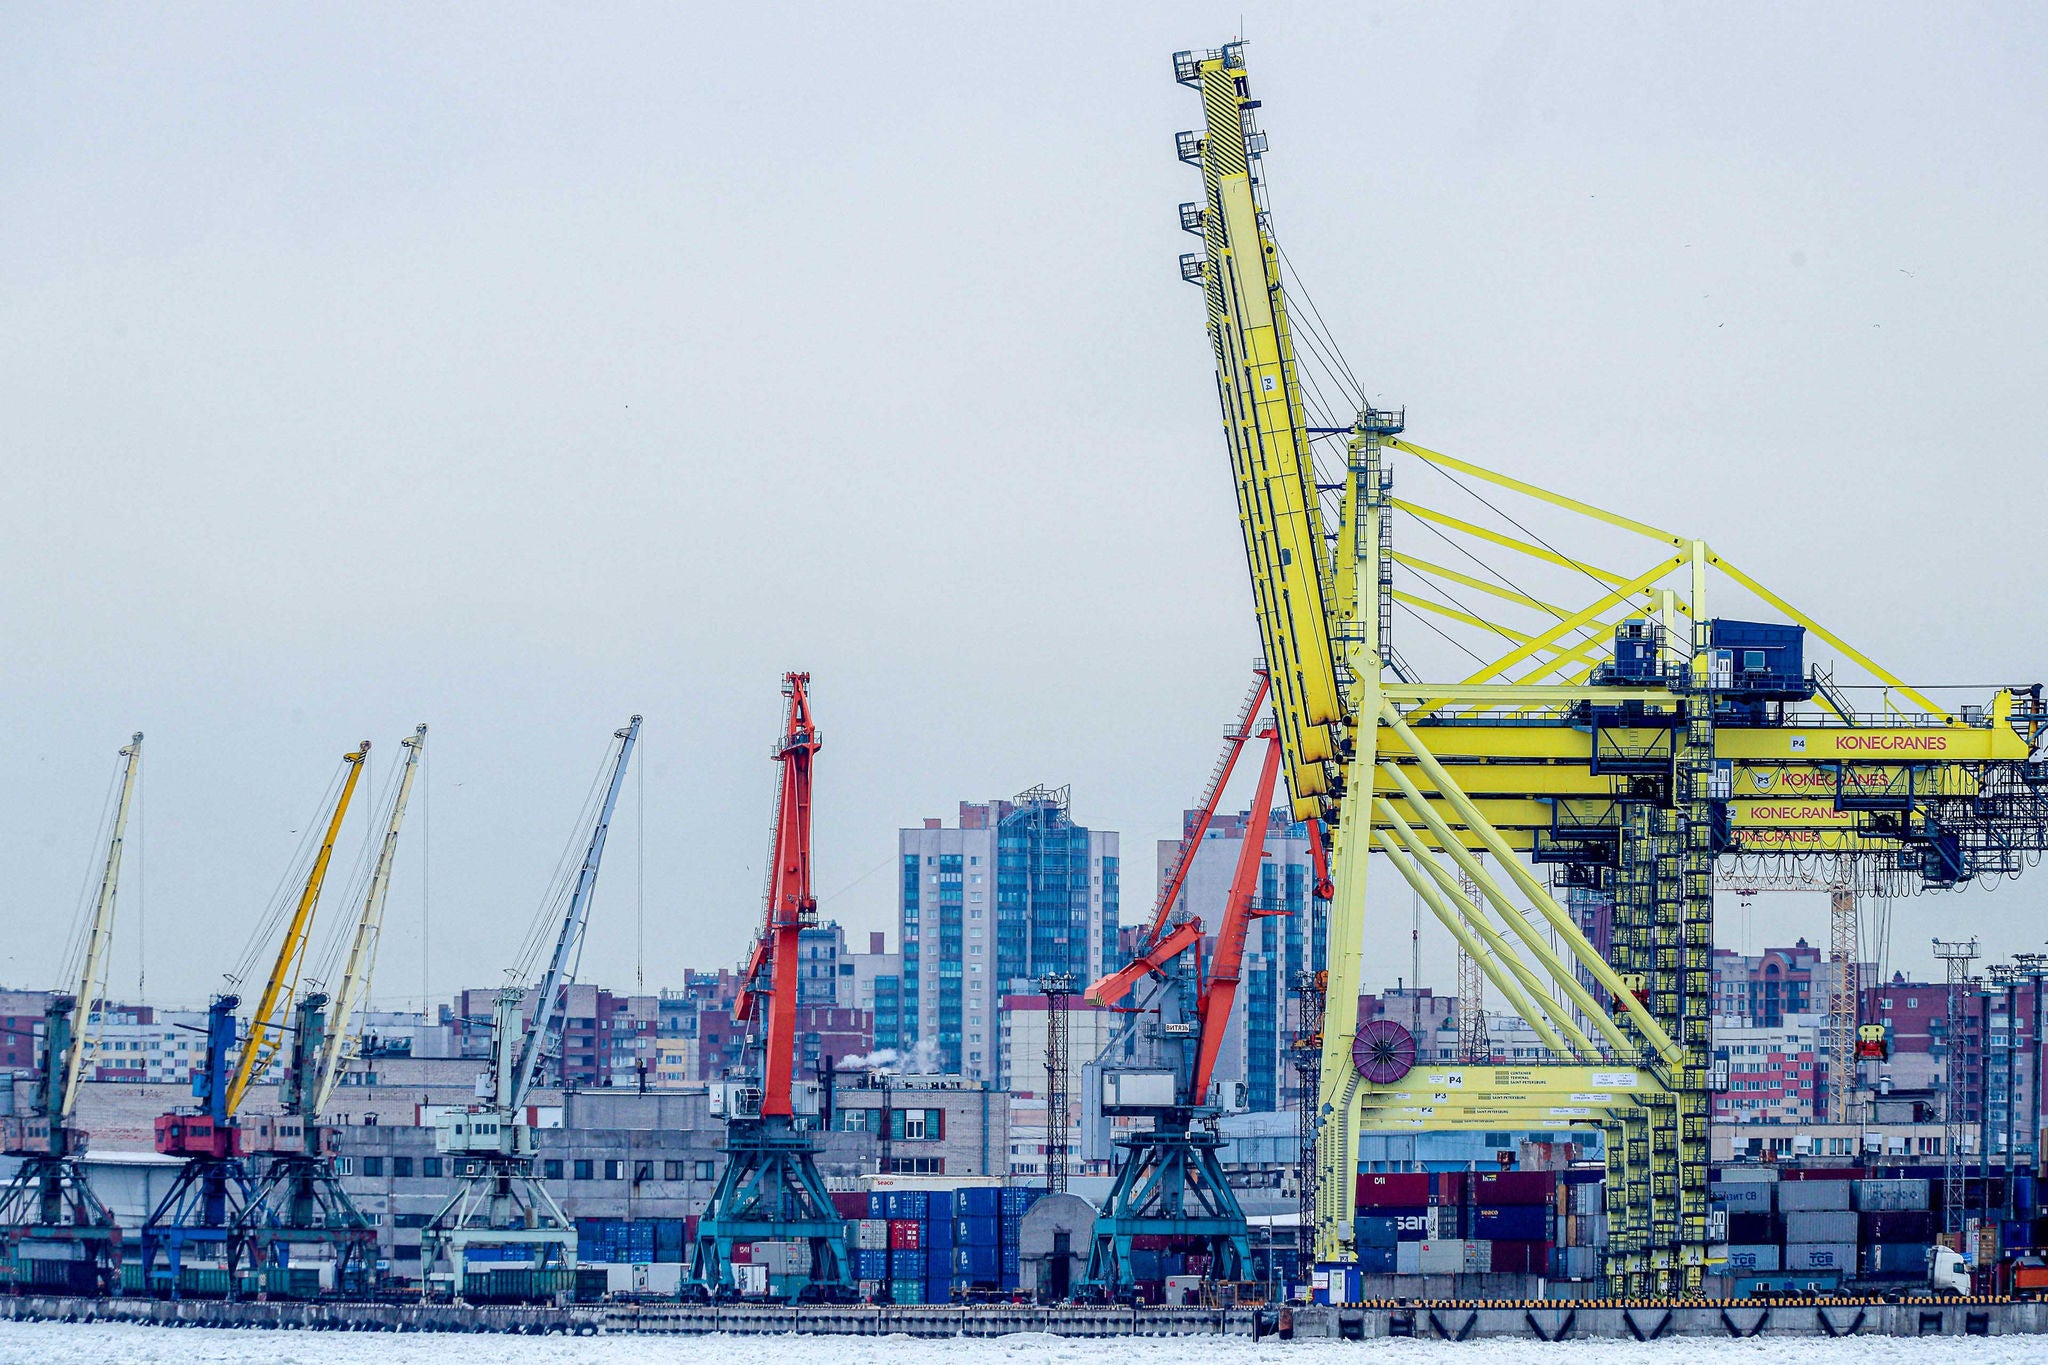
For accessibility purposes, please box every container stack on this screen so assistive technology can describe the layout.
[572,1217,694,1265]
[1352,1169,1557,1284]
[950,1186,1042,1294]
[1706,1167,1950,1291]
[1856,1177,1934,1281]
[1780,1175,1857,1274]
[1353,1172,1429,1274]
[1552,1168,1607,1280]
[1468,1169,1555,1276]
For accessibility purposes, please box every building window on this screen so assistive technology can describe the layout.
[422,1157,443,1178]
[634,1160,653,1184]
[360,1156,383,1177]
[574,1159,594,1181]
[695,1160,715,1180]
[664,1160,685,1181]
[392,1156,413,1178]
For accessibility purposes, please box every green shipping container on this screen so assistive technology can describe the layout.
[890,1279,924,1305]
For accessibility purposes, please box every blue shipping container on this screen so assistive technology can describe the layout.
[887,1191,929,1220]
[868,1192,889,1218]
[926,1247,950,1279]
[959,1187,1001,1219]
[1473,1206,1550,1240]
[856,1249,889,1280]
[926,1192,955,1223]
[955,1245,999,1281]
[925,1215,954,1249]
[957,1216,1000,1246]
[1864,1243,1930,1277]
[1356,1216,1399,1248]
[1357,1245,1397,1273]
[1000,1187,1041,1215]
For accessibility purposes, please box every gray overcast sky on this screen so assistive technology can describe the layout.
[4,4,2045,1010]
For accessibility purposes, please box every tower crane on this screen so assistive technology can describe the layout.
[1167,40,2048,1296]
[1078,672,1286,1298]
[1722,867,1880,1123]
[234,723,427,1294]
[690,673,854,1304]
[141,741,370,1296]
[0,733,142,1295]
[420,716,639,1298]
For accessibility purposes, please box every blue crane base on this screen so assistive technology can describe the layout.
[1081,1118,1252,1297]
[690,1116,853,1302]
[139,1157,256,1298]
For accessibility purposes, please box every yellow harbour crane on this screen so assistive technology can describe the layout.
[234,725,428,1293]
[1170,41,2048,1295]
[142,740,372,1295]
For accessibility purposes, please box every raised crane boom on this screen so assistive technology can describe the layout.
[1179,42,1347,820]
[226,741,370,1115]
[59,732,143,1122]
[507,714,639,1113]
[1190,724,1283,1102]
[312,723,427,1117]
[754,672,819,1119]
[1140,672,1270,952]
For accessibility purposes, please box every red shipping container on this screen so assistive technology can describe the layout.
[1356,1173,1430,1208]
[1130,1234,1170,1251]
[1432,1172,1466,1204]
[888,1219,922,1250]
[831,1191,869,1219]
[1470,1171,1554,1205]
[1488,1239,1552,1274]
[1780,1167,1867,1181]
[730,1243,753,1264]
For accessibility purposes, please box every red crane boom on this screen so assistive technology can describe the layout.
[1191,725,1283,1101]
[740,672,821,1119]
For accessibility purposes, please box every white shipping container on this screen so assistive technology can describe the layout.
[1711,1181,1772,1211]
[1416,1240,1464,1274]
[1427,1205,1457,1239]
[1723,1244,1780,1272]
[855,1220,888,1250]
[1783,1242,1856,1272]
[1853,1178,1931,1212]
[1395,1241,1421,1275]
[1777,1180,1851,1211]
[1463,1241,1492,1273]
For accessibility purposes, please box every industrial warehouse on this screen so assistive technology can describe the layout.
[7,32,2048,1344]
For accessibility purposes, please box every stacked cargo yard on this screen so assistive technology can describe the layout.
[844,1185,1045,1302]
[1349,1169,1565,1293]
[1710,1167,2045,1294]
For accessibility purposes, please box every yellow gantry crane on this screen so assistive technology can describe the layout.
[1171,41,2048,1295]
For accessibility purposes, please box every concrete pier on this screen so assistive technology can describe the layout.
[2,1294,2044,1338]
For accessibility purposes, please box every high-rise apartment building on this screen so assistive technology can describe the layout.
[898,789,1118,1086]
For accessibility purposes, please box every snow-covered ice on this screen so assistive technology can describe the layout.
[0,1323,2040,1365]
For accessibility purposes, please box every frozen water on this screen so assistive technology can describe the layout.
[0,1323,2041,1365]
